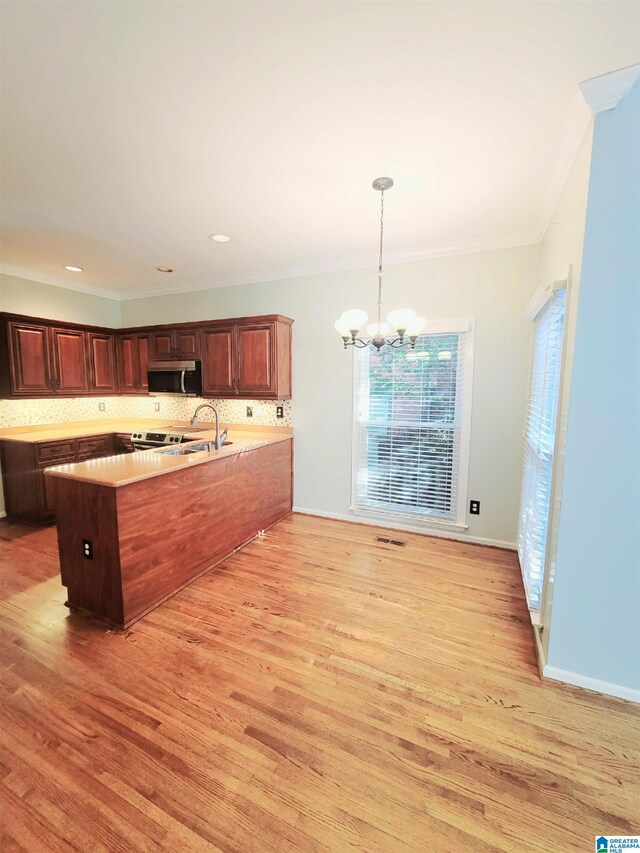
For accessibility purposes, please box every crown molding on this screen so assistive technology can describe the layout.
[0,264,123,301]
[118,230,541,301]
[2,230,540,303]
[580,63,640,114]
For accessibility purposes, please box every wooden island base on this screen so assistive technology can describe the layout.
[51,439,293,627]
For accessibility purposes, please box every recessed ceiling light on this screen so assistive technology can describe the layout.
[64,265,83,272]
[156,266,173,273]
[209,234,230,243]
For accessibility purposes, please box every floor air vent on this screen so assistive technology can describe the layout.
[375,536,406,547]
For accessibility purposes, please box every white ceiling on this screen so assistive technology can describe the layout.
[1,1,638,300]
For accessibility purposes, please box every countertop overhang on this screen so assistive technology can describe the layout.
[43,430,292,488]
[0,418,292,488]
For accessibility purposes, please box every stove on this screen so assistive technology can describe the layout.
[130,430,191,450]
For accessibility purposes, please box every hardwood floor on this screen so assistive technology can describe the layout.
[0,513,638,852]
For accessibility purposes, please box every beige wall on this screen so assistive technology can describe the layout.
[0,273,121,327]
[1,248,539,543]
[122,245,540,546]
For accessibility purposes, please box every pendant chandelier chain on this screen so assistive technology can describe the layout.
[378,189,385,275]
[377,190,385,325]
[334,177,425,350]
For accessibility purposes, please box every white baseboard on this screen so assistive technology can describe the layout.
[292,507,516,550]
[543,665,640,704]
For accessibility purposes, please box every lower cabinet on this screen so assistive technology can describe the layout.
[0,434,122,524]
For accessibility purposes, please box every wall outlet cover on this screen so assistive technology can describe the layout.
[98,402,105,412]
[154,402,160,411]
[470,500,480,515]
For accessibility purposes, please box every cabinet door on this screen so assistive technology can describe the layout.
[175,329,199,359]
[137,334,150,391]
[236,323,276,396]
[201,328,236,396]
[117,335,139,393]
[39,458,76,516]
[89,334,117,393]
[151,331,174,360]
[7,322,53,394]
[51,328,89,394]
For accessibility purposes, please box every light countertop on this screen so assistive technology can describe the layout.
[0,418,232,444]
[44,431,292,488]
[0,418,292,488]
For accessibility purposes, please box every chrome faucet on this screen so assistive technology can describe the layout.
[190,403,226,449]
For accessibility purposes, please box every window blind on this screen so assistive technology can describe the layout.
[353,327,472,525]
[517,287,566,616]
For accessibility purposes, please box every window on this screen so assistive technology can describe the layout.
[352,320,474,528]
[518,285,566,619]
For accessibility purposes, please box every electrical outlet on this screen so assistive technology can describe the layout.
[246,406,253,417]
[154,402,160,411]
[276,405,284,419]
[82,539,93,560]
[98,402,105,412]
[469,500,480,515]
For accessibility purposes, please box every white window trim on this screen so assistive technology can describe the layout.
[519,269,570,626]
[349,317,475,532]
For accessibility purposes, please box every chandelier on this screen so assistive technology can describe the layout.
[335,177,425,350]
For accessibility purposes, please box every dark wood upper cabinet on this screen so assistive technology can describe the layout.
[175,329,198,359]
[200,317,292,399]
[0,313,291,400]
[151,328,199,361]
[88,334,117,393]
[151,331,174,361]
[236,323,276,396]
[117,335,138,393]
[6,321,53,395]
[201,327,235,396]
[117,333,150,394]
[138,334,150,391]
[50,328,89,394]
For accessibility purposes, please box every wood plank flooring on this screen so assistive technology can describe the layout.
[0,512,638,852]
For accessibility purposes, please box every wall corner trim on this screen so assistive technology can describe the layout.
[543,665,640,704]
[579,63,640,114]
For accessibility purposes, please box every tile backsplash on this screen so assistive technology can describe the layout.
[0,396,292,430]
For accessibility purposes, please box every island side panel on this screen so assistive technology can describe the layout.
[51,477,125,624]
[116,438,293,625]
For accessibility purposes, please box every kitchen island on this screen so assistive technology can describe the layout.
[44,428,293,628]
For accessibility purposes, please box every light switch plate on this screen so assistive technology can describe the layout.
[154,402,160,411]
[98,402,105,412]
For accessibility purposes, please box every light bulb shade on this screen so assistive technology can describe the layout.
[386,308,416,330]
[366,321,392,338]
[405,315,426,336]
[340,308,368,331]
[334,318,351,336]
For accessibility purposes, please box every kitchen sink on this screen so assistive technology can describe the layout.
[161,441,232,456]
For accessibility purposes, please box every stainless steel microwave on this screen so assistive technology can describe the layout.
[147,361,202,397]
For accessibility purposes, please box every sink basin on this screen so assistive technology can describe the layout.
[161,443,210,456]
[161,441,232,456]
